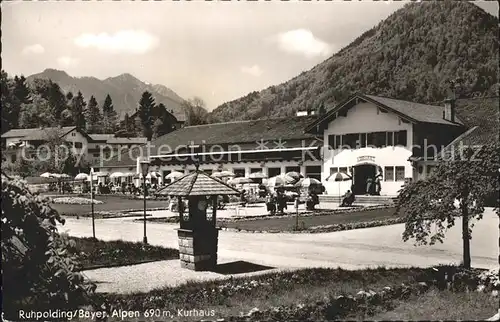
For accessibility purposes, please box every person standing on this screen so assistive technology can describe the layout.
[366,177,373,195]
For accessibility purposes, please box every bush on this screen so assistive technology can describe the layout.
[1,178,95,319]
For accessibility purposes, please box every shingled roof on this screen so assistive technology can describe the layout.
[437,96,499,160]
[307,93,463,132]
[364,94,464,125]
[2,126,77,140]
[156,170,240,196]
[152,115,318,147]
[97,115,319,168]
[89,134,147,145]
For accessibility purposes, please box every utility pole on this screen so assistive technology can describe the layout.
[90,168,95,239]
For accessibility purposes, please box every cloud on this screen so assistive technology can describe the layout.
[57,56,79,68]
[274,29,333,58]
[240,65,263,77]
[22,44,45,55]
[74,30,159,54]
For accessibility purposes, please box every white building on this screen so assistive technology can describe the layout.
[307,93,466,196]
[96,93,498,196]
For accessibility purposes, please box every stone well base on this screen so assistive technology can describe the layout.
[177,228,218,271]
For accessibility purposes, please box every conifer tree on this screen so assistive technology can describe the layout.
[71,91,86,129]
[85,96,102,133]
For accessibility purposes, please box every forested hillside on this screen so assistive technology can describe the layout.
[210,1,499,122]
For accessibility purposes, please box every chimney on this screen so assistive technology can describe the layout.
[443,98,456,123]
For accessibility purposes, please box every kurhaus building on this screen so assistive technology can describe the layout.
[97,93,498,197]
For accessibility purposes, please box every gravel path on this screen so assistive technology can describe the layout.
[82,258,287,294]
[61,208,499,294]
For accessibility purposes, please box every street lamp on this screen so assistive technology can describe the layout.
[140,160,150,244]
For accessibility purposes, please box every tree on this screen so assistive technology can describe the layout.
[137,91,156,140]
[70,91,86,129]
[396,143,499,269]
[12,156,37,179]
[1,71,31,132]
[318,102,327,116]
[47,81,68,124]
[19,96,55,128]
[2,178,95,318]
[85,96,102,133]
[102,94,118,134]
[183,97,209,126]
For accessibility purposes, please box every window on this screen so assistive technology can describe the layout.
[11,154,17,163]
[305,166,321,181]
[71,132,76,137]
[427,165,436,177]
[360,133,367,148]
[328,135,335,149]
[93,153,99,158]
[384,166,394,181]
[250,168,261,173]
[395,166,405,181]
[74,142,83,148]
[268,167,281,177]
[330,167,338,175]
[285,166,300,173]
[339,167,348,174]
[395,130,407,147]
[328,135,342,149]
[342,133,358,149]
[233,168,245,177]
[373,132,386,148]
[386,132,394,146]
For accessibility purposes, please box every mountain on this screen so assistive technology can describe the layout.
[210,1,499,122]
[26,69,186,121]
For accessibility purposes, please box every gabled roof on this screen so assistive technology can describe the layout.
[156,170,240,196]
[89,134,147,145]
[97,115,319,168]
[1,128,38,138]
[306,93,463,133]
[152,115,318,148]
[1,126,78,141]
[436,96,499,160]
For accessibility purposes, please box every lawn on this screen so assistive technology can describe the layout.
[219,207,402,232]
[50,195,169,216]
[91,266,496,321]
[356,288,498,321]
[70,237,179,270]
[96,266,427,320]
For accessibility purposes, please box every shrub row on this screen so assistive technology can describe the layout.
[218,215,404,234]
[219,266,499,321]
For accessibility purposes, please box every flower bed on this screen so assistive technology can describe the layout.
[219,208,403,234]
[52,197,104,205]
[87,265,496,321]
[69,237,179,270]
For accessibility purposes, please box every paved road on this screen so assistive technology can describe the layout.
[60,208,499,270]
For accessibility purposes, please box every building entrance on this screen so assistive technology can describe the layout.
[353,164,376,195]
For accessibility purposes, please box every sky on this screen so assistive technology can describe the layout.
[2,0,498,111]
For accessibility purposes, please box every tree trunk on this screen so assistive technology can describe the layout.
[461,203,471,269]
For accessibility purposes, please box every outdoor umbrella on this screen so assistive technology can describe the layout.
[212,171,235,178]
[75,173,89,180]
[266,175,285,188]
[285,171,304,182]
[297,177,321,188]
[228,177,253,185]
[40,172,52,178]
[330,172,352,205]
[280,174,299,185]
[165,171,184,180]
[110,172,125,178]
[248,172,267,179]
